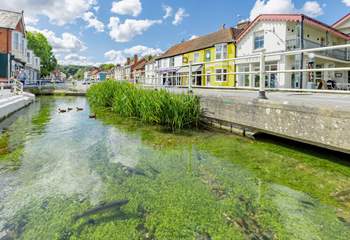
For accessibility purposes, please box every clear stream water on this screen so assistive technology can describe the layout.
[0,97,349,240]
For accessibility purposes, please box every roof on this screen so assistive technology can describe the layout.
[236,14,350,42]
[157,28,242,60]
[133,58,147,70]
[332,13,350,28]
[0,9,22,29]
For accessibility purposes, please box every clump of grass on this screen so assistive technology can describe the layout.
[87,81,200,130]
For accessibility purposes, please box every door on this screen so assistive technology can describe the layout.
[206,71,211,86]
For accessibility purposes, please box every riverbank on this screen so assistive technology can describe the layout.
[0,92,35,121]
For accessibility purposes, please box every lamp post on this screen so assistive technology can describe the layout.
[188,61,193,93]
[258,51,267,99]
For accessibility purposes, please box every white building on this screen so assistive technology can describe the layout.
[155,54,183,85]
[236,14,350,90]
[24,50,40,84]
[114,65,125,81]
[333,13,350,35]
[145,58,158,85]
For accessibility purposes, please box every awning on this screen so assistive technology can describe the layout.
[177,65,203,74]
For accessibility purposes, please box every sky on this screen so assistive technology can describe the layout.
[0,0,349,66]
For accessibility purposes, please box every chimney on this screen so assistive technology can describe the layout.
[133,54,138,64]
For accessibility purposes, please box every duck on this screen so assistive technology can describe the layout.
[89,113,96,119]
[67,107,73,111]
[58,108,67,113]
[76,107,84,111]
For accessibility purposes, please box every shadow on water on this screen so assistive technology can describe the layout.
[255,133,350,167]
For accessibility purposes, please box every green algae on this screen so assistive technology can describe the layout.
[1,97,350,240]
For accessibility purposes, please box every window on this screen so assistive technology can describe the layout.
[254,31,264,50]
[215,43,228,60]
[170,57,175,67]
[216,69,227,82]
[12,32,19,50]
[205,50,211,62]
[194,52,200,63]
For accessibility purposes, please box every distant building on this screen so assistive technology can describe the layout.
[114,64,124,81]
[145,57,158,85]
[133,58,147,84]
[0,9,40,83]
[97,72,107,81]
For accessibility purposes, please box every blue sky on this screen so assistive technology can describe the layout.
[1,0,349,65]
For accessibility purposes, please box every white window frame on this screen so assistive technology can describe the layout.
[254,31,264,50]
[215,69,227,82]
[215,43,228,60]
[193,52,200,63]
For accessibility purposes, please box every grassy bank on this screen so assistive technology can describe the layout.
[87,81,200,130]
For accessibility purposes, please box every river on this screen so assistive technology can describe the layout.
[0,96,349,240]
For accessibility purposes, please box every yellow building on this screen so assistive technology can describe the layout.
[157,27,245,87]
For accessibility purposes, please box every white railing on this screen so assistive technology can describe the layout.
[11,79,24,95]
[114,43,350,98]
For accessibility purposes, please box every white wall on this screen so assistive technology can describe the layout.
[237,21,287,57]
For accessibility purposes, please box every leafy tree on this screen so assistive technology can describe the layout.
[27,32,57,77]
[74,68,86,80]
[99,63,115,71]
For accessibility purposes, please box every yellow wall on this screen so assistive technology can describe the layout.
[181,43,236,87]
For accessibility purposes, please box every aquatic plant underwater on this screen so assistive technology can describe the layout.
[0,97,349,240]
[87,81,201,131]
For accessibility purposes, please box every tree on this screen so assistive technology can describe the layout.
[27,32,57,77]
[99,63,115,71]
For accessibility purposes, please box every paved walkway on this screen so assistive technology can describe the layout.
[165,88,350,112]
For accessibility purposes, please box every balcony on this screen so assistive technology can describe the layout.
[286,39,349,61]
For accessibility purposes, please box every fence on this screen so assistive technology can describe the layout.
[116,43,350,98]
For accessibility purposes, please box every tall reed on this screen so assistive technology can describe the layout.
[87,81,201,130]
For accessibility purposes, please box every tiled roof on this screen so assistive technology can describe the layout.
[237,14,350,42]
[332,13,350,28]
[133,59,147,70]
[0,9,22,29]
[157,28,242,60]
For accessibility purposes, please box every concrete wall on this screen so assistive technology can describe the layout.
[0,93,35,121]
[200,95,350,154]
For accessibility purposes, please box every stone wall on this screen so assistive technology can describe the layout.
[200,96,350,154]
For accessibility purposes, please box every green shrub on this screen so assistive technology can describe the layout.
[87,81,200,130]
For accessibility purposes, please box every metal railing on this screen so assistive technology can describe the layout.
[113,43,350,98]
[286,39,349,61]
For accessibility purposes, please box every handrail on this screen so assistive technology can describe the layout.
[9,79,24,95]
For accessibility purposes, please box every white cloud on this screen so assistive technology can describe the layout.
[249,0,324,20]
[189,35,199,40]
[82,11,105,32]
[108,17,161,42]
[172,8,189,25]
[26,26,87,54]
[111,0,142,17]
[60,54,100,66]
[0,0,98,26]
[301,1,323,17]
[105,45,162,64]
[163,5,173,19]
[343,0,350,6]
